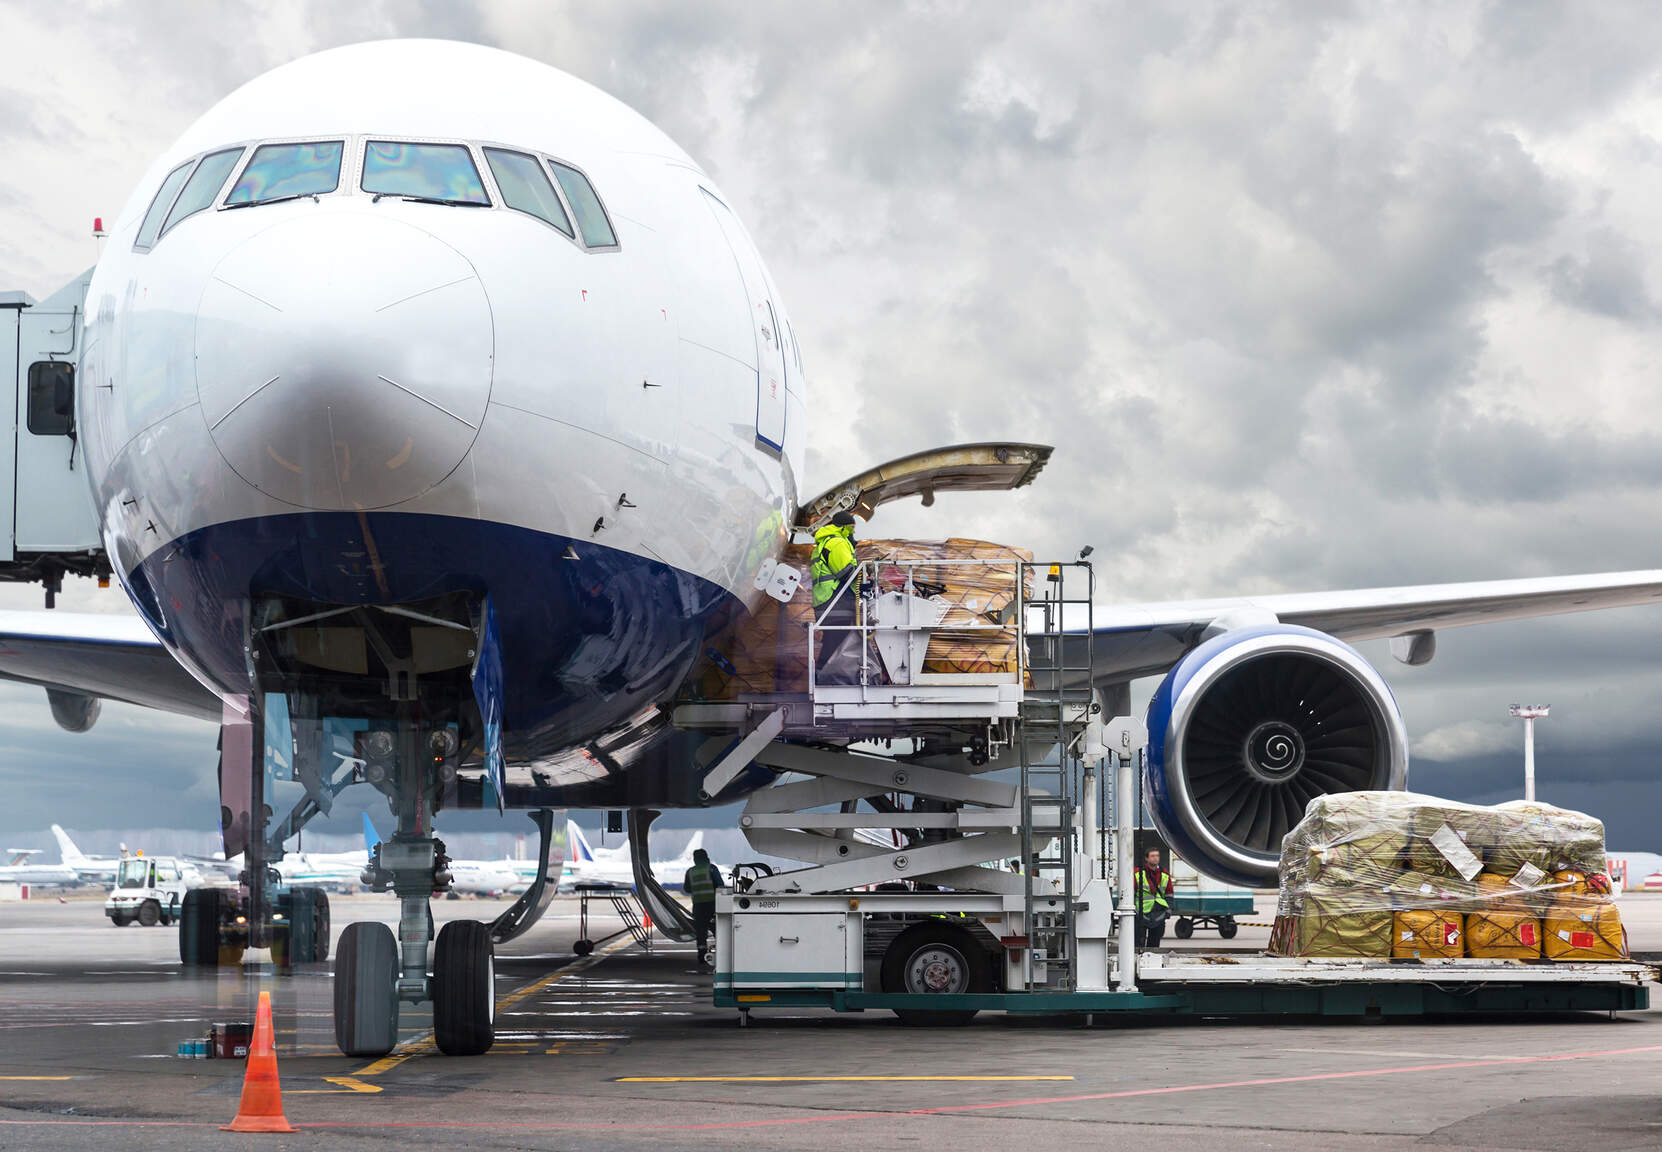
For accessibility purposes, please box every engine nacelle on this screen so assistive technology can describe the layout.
[46,688,101,733]
[1145,625,1408,888]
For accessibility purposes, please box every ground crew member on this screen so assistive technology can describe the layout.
[1135,846,1174,948]
[810,511,859,680]
[684,847,723,965]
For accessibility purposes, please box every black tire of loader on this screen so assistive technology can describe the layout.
[880,921,990,1027]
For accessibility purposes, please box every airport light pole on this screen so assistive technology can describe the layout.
[1509,704,1550,802]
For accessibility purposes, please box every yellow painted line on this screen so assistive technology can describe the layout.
[616,1075,1076,1083]
[288,1076,384,1095]
[351,932,637,1080]
[0,1076,73,1081]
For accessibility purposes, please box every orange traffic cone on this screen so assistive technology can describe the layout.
[222,990,296,1133]
[643,912,653,933]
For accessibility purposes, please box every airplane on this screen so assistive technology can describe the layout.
[0,849,77,887]
[0,39,1659,1058]
[560,819,704,892]
[51,824,121,883]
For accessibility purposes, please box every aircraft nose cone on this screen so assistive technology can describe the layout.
[195,213,492,511]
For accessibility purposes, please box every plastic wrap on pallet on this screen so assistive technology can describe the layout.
[1270,791,1625,961]
[685,538,1034,700]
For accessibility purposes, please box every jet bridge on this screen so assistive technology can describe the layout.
[0,272,107,605]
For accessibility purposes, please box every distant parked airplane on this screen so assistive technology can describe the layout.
[560,819,703,892]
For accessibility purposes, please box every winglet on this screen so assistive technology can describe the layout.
[51,824,86,864]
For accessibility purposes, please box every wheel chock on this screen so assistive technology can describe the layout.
[222,990,296,1133]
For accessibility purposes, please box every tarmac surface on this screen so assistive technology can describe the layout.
[3,891,1662,1150]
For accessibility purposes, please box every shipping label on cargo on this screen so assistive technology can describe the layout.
[1429,823,1483,881]
[1511,861,1547,889]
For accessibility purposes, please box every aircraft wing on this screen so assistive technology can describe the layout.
[1078,569,1662,682]
[0,610,221,722]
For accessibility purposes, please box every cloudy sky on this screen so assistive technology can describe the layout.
[3,1,1662,850]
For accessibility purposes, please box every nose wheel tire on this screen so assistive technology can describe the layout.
[335,921,400,1057]
[880,922,990,1027]
[434,919,496,1056]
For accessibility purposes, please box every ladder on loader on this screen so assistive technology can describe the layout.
[1016,561,1093,990]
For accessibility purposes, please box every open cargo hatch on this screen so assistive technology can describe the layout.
[795,442,1051,530]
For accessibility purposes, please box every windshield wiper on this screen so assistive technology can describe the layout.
[220,194,318,211]
[377,195,490,208]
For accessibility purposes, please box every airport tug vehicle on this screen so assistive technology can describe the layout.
[105,854,195,927]
[689,557,1653,1024]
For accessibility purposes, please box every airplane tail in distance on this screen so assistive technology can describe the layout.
[566,819,595,864]
[683,830,704,859]
[51,824,87,864]
[361,813,381,856]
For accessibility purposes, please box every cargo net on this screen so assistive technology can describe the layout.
[688,538,1034,699]
[1268,791,1626,962]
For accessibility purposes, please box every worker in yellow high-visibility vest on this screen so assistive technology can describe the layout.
[683,848,724,966]
[1135,846,1174,948]
[810,511,859,681]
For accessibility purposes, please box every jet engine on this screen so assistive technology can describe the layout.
[1144,625,1408,887]
[46,688,101,733]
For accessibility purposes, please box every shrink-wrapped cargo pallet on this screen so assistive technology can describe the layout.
[687,538,1033,699]
[1270,791,1625,961]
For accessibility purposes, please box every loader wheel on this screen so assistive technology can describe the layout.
[1174,917,1194,939]
[881,922,988,1027]
[137,900,161,927]
[1218,916,1239,939]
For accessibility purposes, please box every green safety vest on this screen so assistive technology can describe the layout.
[1136,868,1172,914]
[685,863,719,902]
[809,524,857,608]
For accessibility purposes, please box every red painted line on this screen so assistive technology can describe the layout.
[4,1042,1660,1132]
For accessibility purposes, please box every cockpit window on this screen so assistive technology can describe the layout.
[548,161,617,248]
[226,141,344,205]
[134,162,194,250]
[362,141,489,204]
[483,148,573,237]
[161,148,243,235]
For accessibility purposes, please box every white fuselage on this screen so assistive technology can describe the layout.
[74,41,806,793]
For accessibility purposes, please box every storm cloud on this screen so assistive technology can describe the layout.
[2,2,1662,847]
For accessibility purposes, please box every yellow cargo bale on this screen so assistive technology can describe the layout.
[1470,871,1536,914]
[1482,801,1606,878]
[1543,898,1627,961]
[1392,910,1464,959]
[1466,909,1542,959]
[1404,803,1485,878]
[1269,889,1393,958]
[1383,870,1470,910]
